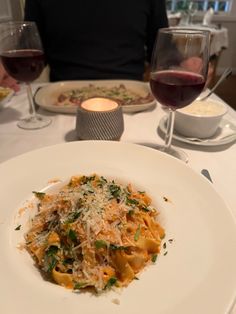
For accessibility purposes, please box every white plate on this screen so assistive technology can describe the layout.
[0,87,14,108]
[159,115,236,146]
[1,141,236,314]
[34,80,156,114]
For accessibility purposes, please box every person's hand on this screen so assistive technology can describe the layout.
[0,62,20,92]
[181,56,214,88]
[181,56,203,73]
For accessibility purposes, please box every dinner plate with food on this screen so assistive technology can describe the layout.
[0,87,14,108]
[34,80,156,114]
[1,141,236,314]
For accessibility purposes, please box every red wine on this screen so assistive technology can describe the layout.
[1,49,45,82]
[150,70,205,109]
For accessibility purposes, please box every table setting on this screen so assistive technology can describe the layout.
[0,23,236,314]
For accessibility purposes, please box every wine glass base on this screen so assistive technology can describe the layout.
[163,146,189,163]
[142,143,189,163]
[17,114,52,130]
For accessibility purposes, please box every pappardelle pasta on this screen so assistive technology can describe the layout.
[25,174,165,292]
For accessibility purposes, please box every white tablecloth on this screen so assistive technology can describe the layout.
[0,83,236,312]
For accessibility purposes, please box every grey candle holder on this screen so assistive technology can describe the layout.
[76,98,124,140]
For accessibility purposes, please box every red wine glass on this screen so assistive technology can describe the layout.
[150,28,210,161]
[0,21,51,129]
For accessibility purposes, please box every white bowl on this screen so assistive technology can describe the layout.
[174,99,227,139]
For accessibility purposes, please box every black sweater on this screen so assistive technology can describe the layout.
[24,0,168,81]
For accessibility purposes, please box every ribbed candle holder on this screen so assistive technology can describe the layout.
[76,98,124,140]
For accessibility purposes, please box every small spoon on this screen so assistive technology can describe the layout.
[198,67,232,101]
[201,169,213,183]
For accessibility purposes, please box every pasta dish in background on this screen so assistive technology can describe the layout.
[25,174,165,292]
[56,84,154,107]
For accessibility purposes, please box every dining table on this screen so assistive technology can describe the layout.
[0,82,236,312]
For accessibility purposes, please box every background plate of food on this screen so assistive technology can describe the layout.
[34,80,156,114]
[0,87,14,108]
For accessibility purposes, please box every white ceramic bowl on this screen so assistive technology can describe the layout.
[174,99,227,139]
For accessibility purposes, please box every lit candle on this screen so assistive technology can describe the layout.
[81,98,118,112]
[76,97,124,141]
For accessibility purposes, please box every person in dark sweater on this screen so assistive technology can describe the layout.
[24,0,168,82]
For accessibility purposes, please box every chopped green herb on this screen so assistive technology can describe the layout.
[164,251,168,256]
[97,176,107,187]
[74,282,87,290]
[80,175,95,185]
[163,242,166,249]
[66,211,81,223]
[47,257,57,272]
[46,245,59,256]
[140,205,150,212]
[68,229,77,242]
[45,245,59,272]
[105,277,117,289]
[134,224,141,241]
[88,190,94,194]
[134,276,139,280]
[63,258,74,265]
[126,198,139,206]
[32,191,45,200]
[15,224,21,231]
[109,184,121,199]
[95,240,107,249]
[168,238,174,243]
[109,244,128,251]
[151,254,158,263]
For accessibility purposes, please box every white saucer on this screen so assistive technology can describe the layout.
[159,115,236,147]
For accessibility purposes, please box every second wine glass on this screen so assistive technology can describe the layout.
[150,28,210,161]
[188,1,198,25]
[0,21,51,130]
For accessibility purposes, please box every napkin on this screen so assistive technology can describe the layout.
[203,8,214,26]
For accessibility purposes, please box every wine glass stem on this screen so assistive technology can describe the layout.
[164,109,175,151]
[26,83,36,116]
[189,14,192,24]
